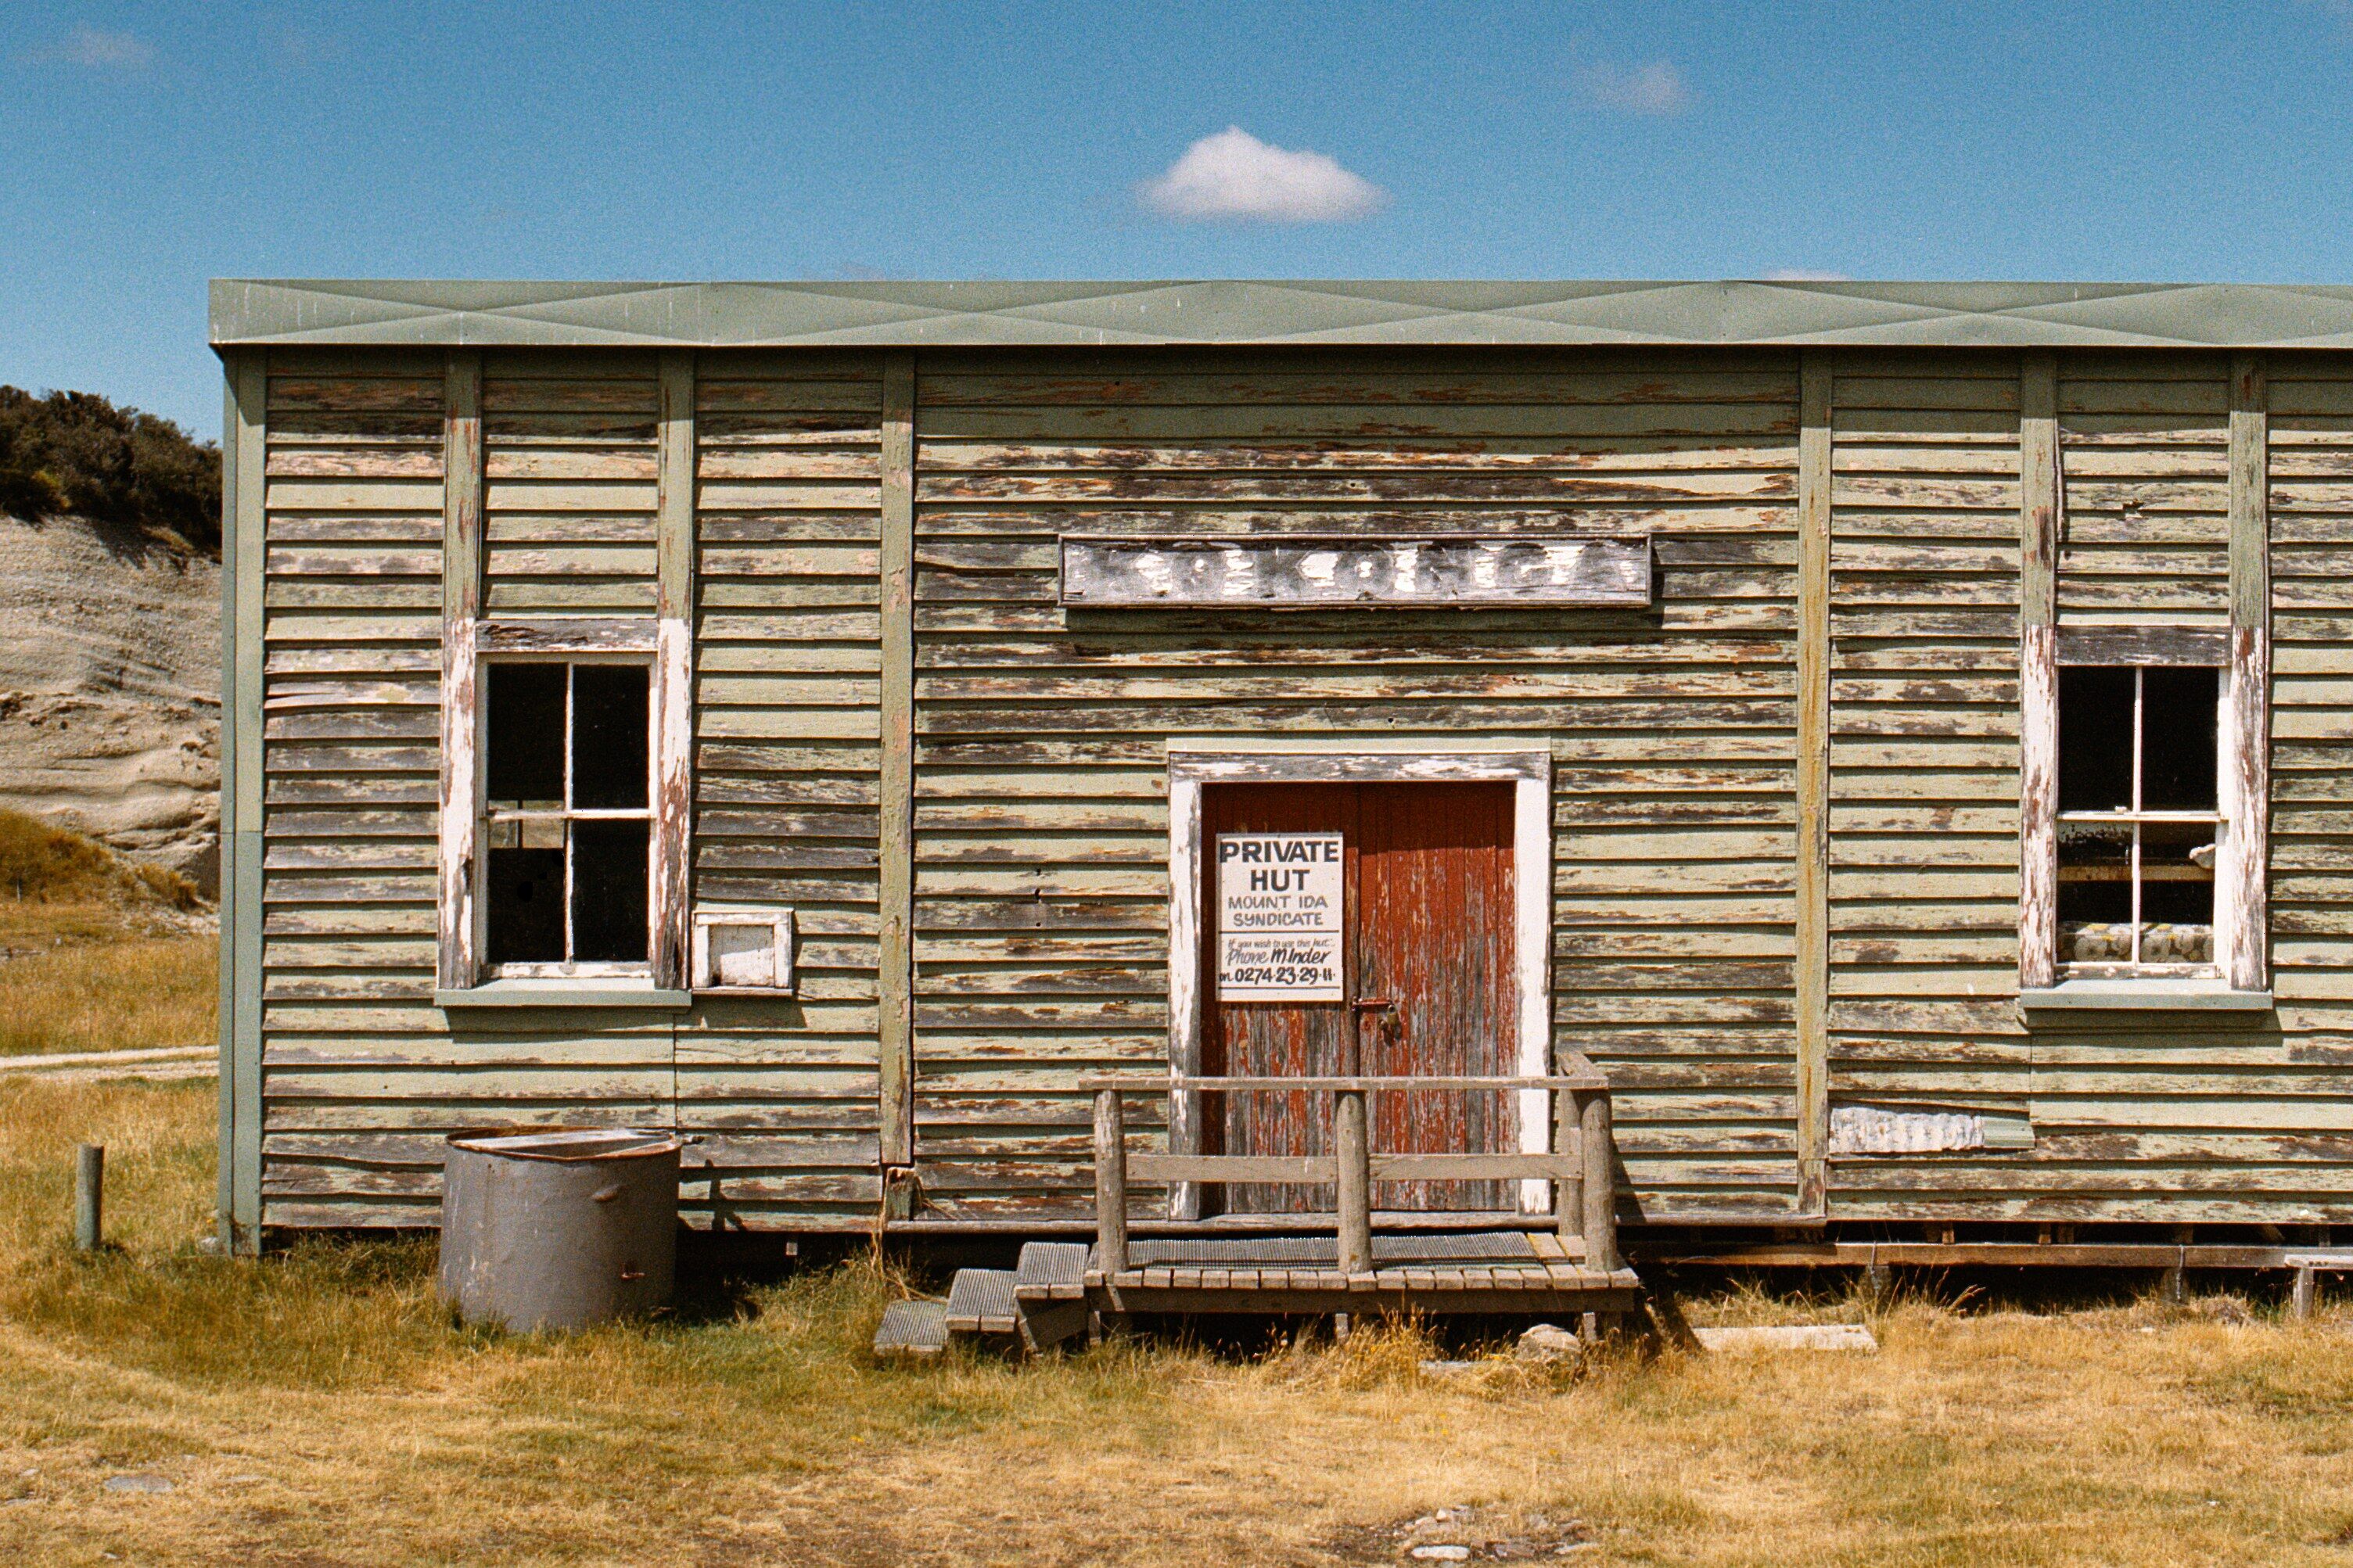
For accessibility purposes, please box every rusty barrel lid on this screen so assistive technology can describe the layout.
[444,1127,680,1162]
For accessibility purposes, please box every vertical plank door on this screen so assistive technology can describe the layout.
[1202,781,1516,1214]
[1356,782,1516,1211]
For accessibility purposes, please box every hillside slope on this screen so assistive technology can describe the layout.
[0,515,218,890]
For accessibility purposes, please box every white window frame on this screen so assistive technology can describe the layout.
[437,618,692,999]
[2021,625,2267,995]
[2051,664,2227,978]
[480,654,657,981]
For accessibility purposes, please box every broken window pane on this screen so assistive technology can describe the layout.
[572,664,649,810]
[2141,666,2218,810]
[572,819,649,962]
[485,664,564,808]
[2057,666,2134,813]
[2057,818,2132,960]
[486,847,564,964]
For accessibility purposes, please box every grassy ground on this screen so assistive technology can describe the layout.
[0,808,213,1057]
[0,931,214,1055]
[6,1075,2353,1566]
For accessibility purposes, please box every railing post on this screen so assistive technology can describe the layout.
[1094,1089,1128,1276]
[1335,1087,1372,1275]
[1580,1090,1617,1272]
[1552,1088,1585,1250]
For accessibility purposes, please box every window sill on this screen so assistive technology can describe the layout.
[436,981,692,1011]
[2018,980,2274,1014]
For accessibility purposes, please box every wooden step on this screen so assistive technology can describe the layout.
[871,1298,949,1358]
[943,1268,1020,1336]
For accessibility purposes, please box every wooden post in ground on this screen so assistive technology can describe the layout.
[1579,1092,1616,1272]
[2292,1265,2319,1322]
[73,1144,102,1252]
[1335,1088,1372,1276]
[1093,1089,1128,1276]
[1553,1087,1585,1253]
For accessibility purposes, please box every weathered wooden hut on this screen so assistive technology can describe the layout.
[207,278,2353,1280]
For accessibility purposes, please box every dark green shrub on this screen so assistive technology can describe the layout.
[0,386,220,556]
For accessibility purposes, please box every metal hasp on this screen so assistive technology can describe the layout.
[437,1128,681,1332]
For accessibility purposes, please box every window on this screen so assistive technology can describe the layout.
[483,661,652,974]
[2056,666,2221,974]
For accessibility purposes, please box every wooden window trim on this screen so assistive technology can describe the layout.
[1163,742,1554,1221]
[438,622,690,1002]
[2021,631,2264,996]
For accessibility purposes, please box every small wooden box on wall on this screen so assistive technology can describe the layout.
[690,906,796,994]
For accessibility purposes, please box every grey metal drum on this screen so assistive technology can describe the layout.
[437,1128,681,1332]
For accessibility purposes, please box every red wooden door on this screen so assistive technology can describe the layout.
[1202,781,1516,1213]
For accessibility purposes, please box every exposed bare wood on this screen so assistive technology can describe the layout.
[878,352,916,1169]
[1093,1088,1128,1275]
[2017,351,2062,995]
[2054,625,2229,666]
[1553,1086,1586,1246]
[652,350,696,991]
[2018,624,2059,991]
[1796,350,1831,1214]
[1060,533,1654,608]
[475,618,659,653]
[2228,353,2272,992]
[1164,773,1203,1221]
[1335,1087,1372,1275]
[1581,1090,1618,1272]
[436,351,483,992]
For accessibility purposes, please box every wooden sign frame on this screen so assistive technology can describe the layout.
[1059,533,1654,610]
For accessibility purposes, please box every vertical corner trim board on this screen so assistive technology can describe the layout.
[2227,353,2271,992]
[2017,350,2060,992]
[652,350,697,992]
[877,351,918,1170]
[224,349,268,1252]
[1794,350,1832,1213]
[436,352,486,992]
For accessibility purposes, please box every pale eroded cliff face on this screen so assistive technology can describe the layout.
[0,515,218,892]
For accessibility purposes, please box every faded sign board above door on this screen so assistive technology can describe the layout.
[1059,534,1653,609]
[1215,831,1345,1002]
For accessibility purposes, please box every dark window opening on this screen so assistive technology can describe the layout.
[2055,663,2221,971]
[481,660,652,971]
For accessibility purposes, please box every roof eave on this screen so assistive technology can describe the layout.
[207,278,2353,352]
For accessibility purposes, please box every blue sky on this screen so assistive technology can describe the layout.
[4,1,2351,438]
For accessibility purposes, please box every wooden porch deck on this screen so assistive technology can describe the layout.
[1055,1229,1640,1318]
[877,1068,1642,1356]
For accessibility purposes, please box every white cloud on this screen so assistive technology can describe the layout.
[1764,269,1852,282]
[25,25,154,69]
[1138,127,1388,224]
[1577,60,1691,115]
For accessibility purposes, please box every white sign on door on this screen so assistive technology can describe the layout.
[1215,831,1344,1002]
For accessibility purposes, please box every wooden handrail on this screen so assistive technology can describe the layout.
[1090,1067,1619,1273]
[1080,1073,1608,1093]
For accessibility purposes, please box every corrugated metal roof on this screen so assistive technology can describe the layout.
[208,278,2353,350]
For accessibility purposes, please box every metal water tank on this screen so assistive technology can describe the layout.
[437,1127,681,1332]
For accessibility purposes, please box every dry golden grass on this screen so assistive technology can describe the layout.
[0,808,215,1057]
[5,1078,2353,1566]
[0,931,214,1056]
